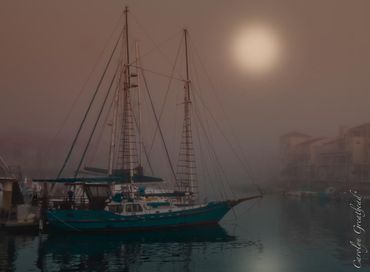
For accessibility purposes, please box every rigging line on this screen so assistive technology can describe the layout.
[188,46,260,195]
[129,97,155,175]
[75,66,119,177]
[188,56,227,199]
[147,35,184,159]
[140,67,179,185]
[195,118,226,199]
[193,89,242,197]
[57,29,123,179]
[197,119,230,200]
[188,34,259,183]
[0,155,10,176]
[86,85,118,167]
[191,92,221,182]
[192,114,238,220]
[140,136,155,175]
[194,87,262,194]
[189,48,229,198]
[191,35,258,170]
[127,29,183,70]
[129,11,185,81]
[193,108,229,200]
[129,64,185,82]
[193,106,223,201]
[171,88,180,165]
[44,13,124,173]
[192,88,235,199]
[113,88,123,171]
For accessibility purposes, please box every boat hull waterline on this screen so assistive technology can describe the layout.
[46,197,259,232]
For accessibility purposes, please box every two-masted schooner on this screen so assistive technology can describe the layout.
[35,7,262,232]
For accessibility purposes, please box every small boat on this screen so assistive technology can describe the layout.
[35,6,262,232]
[0,156,40,231]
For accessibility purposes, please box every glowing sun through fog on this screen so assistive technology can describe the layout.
[232,24,282,75]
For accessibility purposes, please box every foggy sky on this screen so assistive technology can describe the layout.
[1,0,370,182]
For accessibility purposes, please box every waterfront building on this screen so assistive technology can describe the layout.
[279,123,370,191]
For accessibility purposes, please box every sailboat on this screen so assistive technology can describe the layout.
[35,7,262,232]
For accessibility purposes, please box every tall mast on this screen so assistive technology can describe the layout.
[124,6,133,181]
[184,29,191,102]
[177,29,197,202]
[108,89,119,175]
[124,6,132,181]
[135,41,143,167]
[124,6,130,88]
[118,6,138,182]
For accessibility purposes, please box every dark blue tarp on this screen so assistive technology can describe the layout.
[33,174,163,184]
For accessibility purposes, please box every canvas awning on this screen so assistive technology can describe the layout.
[33,174,163,184]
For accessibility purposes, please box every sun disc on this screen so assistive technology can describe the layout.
[233,24,281,74]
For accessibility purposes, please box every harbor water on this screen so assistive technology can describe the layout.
[0,195,368,272]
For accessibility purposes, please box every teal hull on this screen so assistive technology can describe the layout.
[47,201,233,232]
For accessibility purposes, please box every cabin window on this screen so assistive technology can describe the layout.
[133,204,143,212]
[125,204,143,213]
[126,204,133,213]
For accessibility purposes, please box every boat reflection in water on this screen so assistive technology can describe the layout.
[34,225,260,272]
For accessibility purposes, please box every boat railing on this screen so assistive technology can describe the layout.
[47,196,90,210]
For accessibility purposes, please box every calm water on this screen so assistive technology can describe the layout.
[0,195,369,272]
